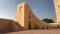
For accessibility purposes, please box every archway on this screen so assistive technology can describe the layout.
[28,21,31,29]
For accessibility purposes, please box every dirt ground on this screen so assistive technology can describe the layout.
[1,29,60,34]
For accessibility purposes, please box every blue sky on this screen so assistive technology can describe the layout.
[0,0,56,21]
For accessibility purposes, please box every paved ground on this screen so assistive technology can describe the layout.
[4,29,60,34]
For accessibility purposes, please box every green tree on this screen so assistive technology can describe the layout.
[42,18,55,23]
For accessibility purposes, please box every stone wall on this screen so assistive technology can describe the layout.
[0,18,23,32]
[15,2,56,30]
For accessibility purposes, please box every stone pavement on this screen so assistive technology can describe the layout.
[4,30,60,34]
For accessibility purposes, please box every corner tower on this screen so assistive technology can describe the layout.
[15,2,26,27]
[15,2,33,29]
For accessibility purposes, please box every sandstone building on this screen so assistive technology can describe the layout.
[15,2,56,30]
[0,0,59,32]
[49,0,60,27]
[54,0,60,23]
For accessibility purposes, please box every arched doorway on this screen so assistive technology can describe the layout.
[34,24,39,29]
[28,21,31,29]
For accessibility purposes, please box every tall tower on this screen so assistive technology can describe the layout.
[54,0,60,23]
[15,2,26,28]
[15,2,33,29]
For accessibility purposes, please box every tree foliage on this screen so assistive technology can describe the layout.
[42,18,55,23]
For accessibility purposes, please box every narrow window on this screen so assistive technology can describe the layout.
[29,12,30,20]
[58,5,60,8]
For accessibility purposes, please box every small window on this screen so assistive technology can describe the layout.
[29,12,30,19]
[58,5,60,8]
